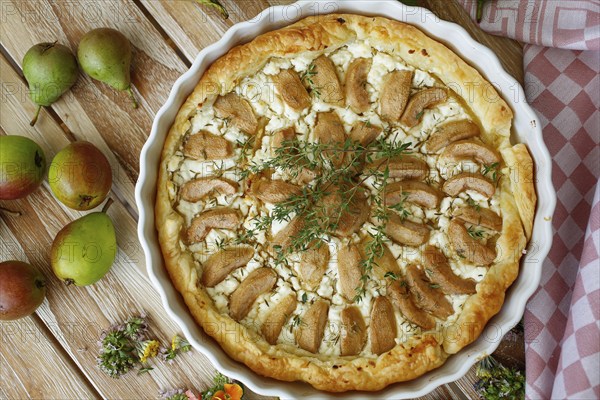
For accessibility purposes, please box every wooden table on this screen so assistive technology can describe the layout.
[0,1,524,398]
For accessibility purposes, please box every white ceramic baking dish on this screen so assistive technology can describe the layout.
[135,1,556,397]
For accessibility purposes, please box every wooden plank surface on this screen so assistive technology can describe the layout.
[0,1,523,399]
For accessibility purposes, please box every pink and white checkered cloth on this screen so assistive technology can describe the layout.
[457,1,600,398]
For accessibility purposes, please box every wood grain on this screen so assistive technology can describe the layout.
[0,226,100,400]
[0,0,523,399]
[0,52,270,400]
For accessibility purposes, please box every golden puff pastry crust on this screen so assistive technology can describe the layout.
[156,14,536,392]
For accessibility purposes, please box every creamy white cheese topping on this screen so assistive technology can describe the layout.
[167,39,502,357]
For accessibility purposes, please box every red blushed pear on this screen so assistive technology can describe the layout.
[48,141,112,210]
[0,136,46,200]
[0,261,46,320]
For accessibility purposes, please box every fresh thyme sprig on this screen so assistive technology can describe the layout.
[97,315,192,378]
[467,225,485,239]
[301,63,321,98]
[483,162,500,183]
[235,134,412,301]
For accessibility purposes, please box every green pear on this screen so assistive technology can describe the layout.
[22,42,79,126]
[50,199,117,286]
[77,28,137,108]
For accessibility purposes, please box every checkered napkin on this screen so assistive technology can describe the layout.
[456,1,600,398]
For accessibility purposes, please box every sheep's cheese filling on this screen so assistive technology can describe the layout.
[166,39,501,357]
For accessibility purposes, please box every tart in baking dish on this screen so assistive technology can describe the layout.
[156,14,536,391]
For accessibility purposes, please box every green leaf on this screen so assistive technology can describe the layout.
[194,0,229,19]
[397,0,419,6]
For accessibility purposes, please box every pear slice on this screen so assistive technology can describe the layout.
[337,243,363,301]
[442,172,495,199]
[183,131,233,160]
[447,220,496,265]
[380,70,413,122]
[349,121,382,147]
[213,93,258,135]
[273,68,311,111]
[422,246,476,295]
[269,217,304,255]
[400,87,447,127]
[345,58,372,114]
[385,213,430,247]
[250,178,301,204]
[365,155,429,181]
[314,112,346,168]
[440,139,501,165]
[426,120,480,153]
[261,294,297,345]
[369,296,397,355]
[201,246,255,287]
[186,208,240,244]
[271,127,296,153]
[340,306,367,356]
[299,240,330,290]
[385,180,443,209]
[405,264,454,319]
[454,206,502,232]
[180,177,238,202]
[296,299,329,353]
[229,268,277,321]
[311,55,344,106]
[388,281,436,330]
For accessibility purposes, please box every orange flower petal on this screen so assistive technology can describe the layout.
[224,383,243,400]
[210,390,226,400]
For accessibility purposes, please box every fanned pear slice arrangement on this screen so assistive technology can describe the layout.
[157,13,536,392]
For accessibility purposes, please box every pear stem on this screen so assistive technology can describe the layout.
[0,206,22,217]
[30,105,42,126]
[126,86,138,109]
[64,278,75,286]
[102,198,114,213]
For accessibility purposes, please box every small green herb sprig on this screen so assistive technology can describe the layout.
[483,162,500,183]
[193,0,228,19]
[235,135,412,300]
[467,225,485,239]
[475,356,525,399]
[97,315,191,378]
[301,63,321,98]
